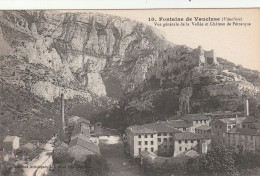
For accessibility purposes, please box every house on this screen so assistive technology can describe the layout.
[224,128,260,154]
[162,120,192,132]
[180,114,210,133]
[71,122,99,146]
[3,136,20,155]
[211,117,246,146]
[68,137,100,161]
[67,116,91,127]
[143,122,182,156]
[195,125,211,138]
[125,125,158,158]
[241,116,260,129]
[53,140,69,155]
[173,132,207,157]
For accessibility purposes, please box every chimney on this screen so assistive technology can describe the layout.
[61,93,65,134]
[244,98,249,117]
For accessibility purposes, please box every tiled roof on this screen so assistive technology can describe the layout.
[195,125,211,131]
[218,117,246,124]
[128,125,156,134]
[237,128,260,136]
[162,120,192,128]
[227,128,237,133]
[175,132,204,140]
[69,137,100,154]
[72,123,91,136]
[143,122,181,133]
[67,116,90,125]
[55,140,69,148]
[180,114,210,121]
[3,136,19,142]
[243,116,260,123]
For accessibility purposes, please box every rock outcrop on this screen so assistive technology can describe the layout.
[0,10,259,117]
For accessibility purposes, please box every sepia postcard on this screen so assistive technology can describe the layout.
[0,9,260,176]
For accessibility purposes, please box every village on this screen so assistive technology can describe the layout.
[0,89,260,176]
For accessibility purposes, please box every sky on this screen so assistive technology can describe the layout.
[98,9,260,71]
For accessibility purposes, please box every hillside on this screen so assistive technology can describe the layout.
[0,10,259,136]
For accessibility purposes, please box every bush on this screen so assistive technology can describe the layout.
[82,155,108,176]
[186,145,239,176]
[52,151,74,164]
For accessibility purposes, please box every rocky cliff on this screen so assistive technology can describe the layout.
[0,10,259,122]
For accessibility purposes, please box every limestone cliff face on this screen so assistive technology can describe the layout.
[0,10,259,115]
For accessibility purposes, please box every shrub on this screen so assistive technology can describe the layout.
[83,155,108,176]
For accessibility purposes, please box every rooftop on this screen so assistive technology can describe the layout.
[143,122,181,133]
[180,114,210,121]
[3,136,19,142]
[67,116,90,126]
[237,128,260,136]
[175,132,204,140]
[162,120,192,128]
[127,125,156,134]
[69,137,100,154]
[195,125,211,131]
[218,117,246,124]
[242,116,260,123]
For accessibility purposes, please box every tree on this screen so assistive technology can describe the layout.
[82,155,108,176]
[201,145,239,176]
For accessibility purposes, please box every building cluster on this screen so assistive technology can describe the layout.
[125,99,260,159]
[54,115,100,162]
[125,114,211,158]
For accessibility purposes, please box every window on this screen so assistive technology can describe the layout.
[164,138,167,142]
[185,140,188,144]
[151,141,154,145]
[196,120,198,124]
[145,141,148,145]
[138,141,141,145]
[151,134,153,138]
[170,145,173,148]
[145,148,148,151]
[179,147,182,151]
[145,134,147,138]
[204,120,207,123]
[151,148,154,152]
[197,140,200,143]
[200,120,202,123]
[163,133,167,136]
[183,128,186,131]
[228,126,231,130]
[158,133,161,136]
[158,138,161,142]
[243,125,246,128]
[191,140,194,143]
[158,145,161,149]
[139,148,141,153]
[164,145,167,149]
[169,133,173,136]
[185,148,187,151]
[138,135,141,138]
[178,140,181,144]
[170,138,173,142]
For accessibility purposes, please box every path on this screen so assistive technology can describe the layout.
[99,135,146,176]
[23,137,55,176]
